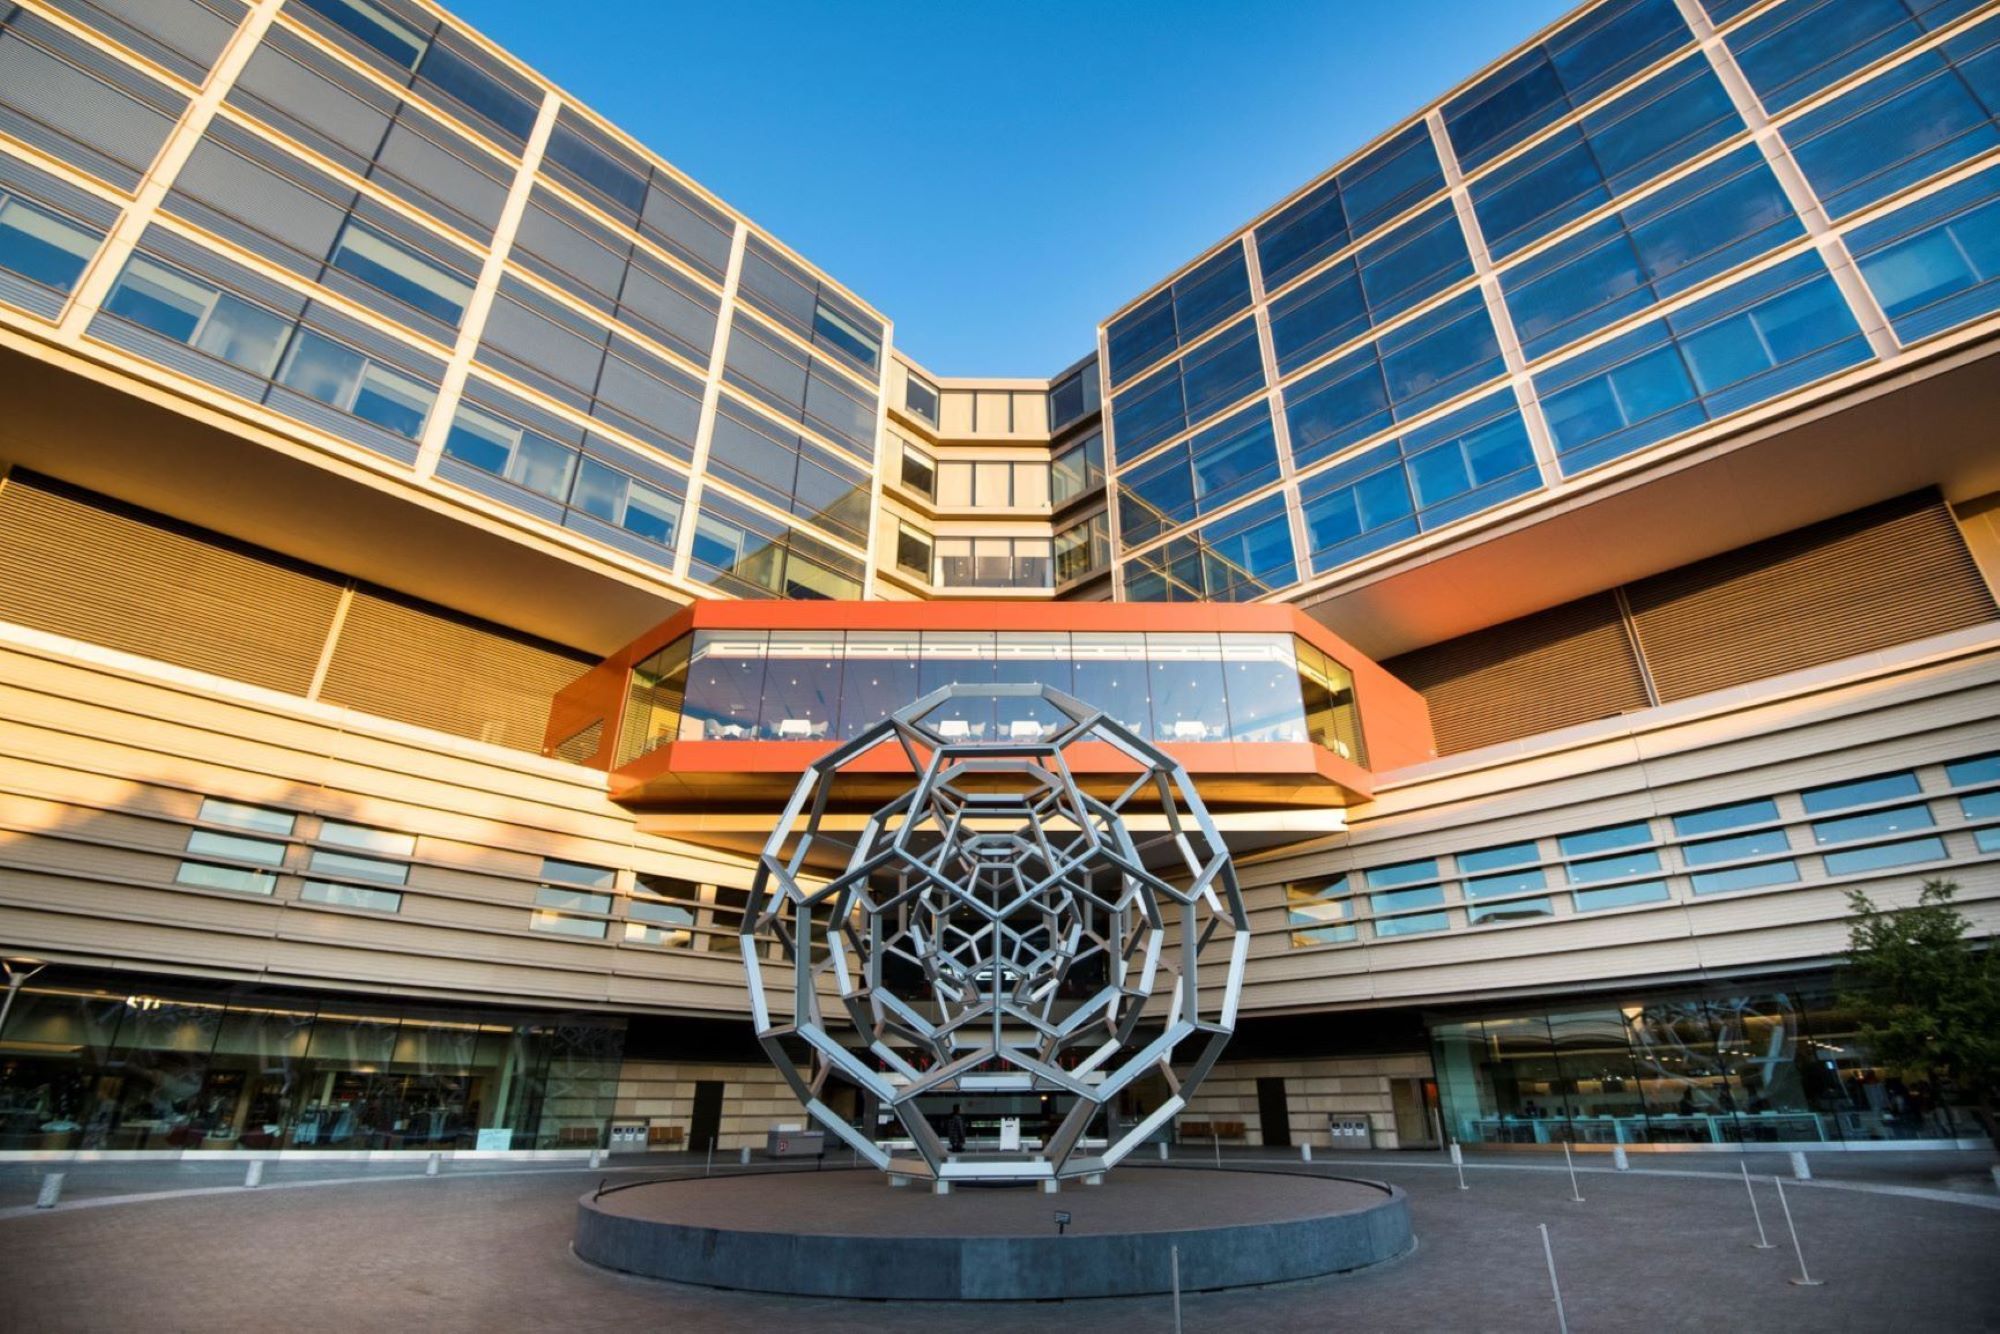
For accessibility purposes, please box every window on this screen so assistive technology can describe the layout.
[933,536,1053,589]
[1365,860,1450,936]
[543,111,649,219]
[1946,752,2000,853]
[932,458,1049,510]
[904,371,939,425]
[277,330,435,440]
[1055,513,1110,584]
[899,440,936,498]
[415,39,537,144]
[1469,54,1743,262]
[1801,770,1945,873]
[1052,432,1105,505]
[1849,164,2000,344]
[300,822,411,911]
[103,255,293,378]
[175,798,294,896]
[1536,252,1868,476]
[1108,318,1265,458]
[1800,770,1923,813]
[625,895,696,948]
[301,880,402,912]
[1672,798,1798,894]
[296,0,430,70]
[327,222,471,326]
[446,402,578,500]
[1287,879,1358,945]
[1105,246,1252,385]
[1050,366,1099,429]
[531,860,616,938]
[0,192,102,294]
[895,521,931,578]
[1560,821,1669,910]
[1460,841,1553,923]
[1444,0,1690,169]
[1724,0,1978,114]
[1123,495,1297,602]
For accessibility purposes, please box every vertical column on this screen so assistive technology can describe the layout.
[56,0,284,338]
[1424,108,1563,487]
[671,222,751,581]
[1243,232,1315,587]
[1673,0,1900,360]
[414,90,563,477]
[859,322,897,598]
[1096,323,1126,600]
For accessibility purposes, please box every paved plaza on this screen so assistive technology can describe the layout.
[2,1148,1997,1331]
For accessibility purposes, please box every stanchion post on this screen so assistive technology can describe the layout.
[1741,1161,1774,1249]
[1563,1141,1584,1203]
[244,1160,263,1188]
[1539,1223,1570,1334]
[1300,1142,1312,1163]
[1774,1177,1823,1286]
[1171,1243,1183,1334]
[1157,1140,1169,1162]
[1212,1131,1220,1169]
[1450,1140,1468,1191]
[35,1172,62,1209]
[1611,1143,1629,1171]
[1789,1150,1812,1181]
[705,1143,713,1177]
[740,1145,751,1166]
[426,1152,441,1178]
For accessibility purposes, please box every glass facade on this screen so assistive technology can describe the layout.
[0,971,624,1152]
[1434,979,1982,1146]
[615,628,1363,761]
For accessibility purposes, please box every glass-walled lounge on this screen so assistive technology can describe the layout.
[0,973,625,1152]
[616,629,1363,764]
[1433,982,1982,1148]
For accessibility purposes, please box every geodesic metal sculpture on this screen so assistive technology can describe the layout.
[740,682,1248,1185]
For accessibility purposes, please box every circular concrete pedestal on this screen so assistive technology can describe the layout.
[573,1167,1410,1300]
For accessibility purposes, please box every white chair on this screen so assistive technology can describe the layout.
[1008,720,1044,741]
[1171,719,1209,741]
[776,718,814,739]
[937,719,971,739]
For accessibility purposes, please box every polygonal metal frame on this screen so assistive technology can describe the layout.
[740,682,1249,1183]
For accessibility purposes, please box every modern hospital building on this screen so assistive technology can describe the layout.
[0,0,1996,1158]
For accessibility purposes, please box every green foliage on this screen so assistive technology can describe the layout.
[1841,880,2000,1110]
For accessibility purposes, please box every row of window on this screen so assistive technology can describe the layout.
[893,513,1109,590]
[1122,494,1298,603]
[896,434,1107,511]
[898,364,1104,437]
[1286,753,1999,945]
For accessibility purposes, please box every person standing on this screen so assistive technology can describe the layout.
[946,1104,967,1155]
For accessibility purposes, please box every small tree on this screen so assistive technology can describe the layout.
[1841,879,2000,1141]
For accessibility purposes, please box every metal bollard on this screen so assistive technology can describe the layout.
[1612,1143,1629,1171]
[35,1172,63,1209]
[1157,1140,1169,1161]
[1790,1150,1812,1181]
[932,1179,952,1196]
[1300,1142,1312,1163]
[1990,1165,1999,1193]
[588,1148,602,1169]
[1040,1178,1061,1194]
[426,1153,441,1177]
[739,1146,751,1166]
[244,1159,263,1188]
[1449,1140,1467,1191]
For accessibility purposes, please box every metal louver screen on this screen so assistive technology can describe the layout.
[317,591,592,753]
[1383,593,1652,756]
[1627,491,1997,703]
[0,476,342,693]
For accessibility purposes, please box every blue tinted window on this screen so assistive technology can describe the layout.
[1560,820,1653,857]
[1812,803,1935,844]
[326,222,471,326]
[103,254,294,379]
[1297,444,1416,571]
[1377,290,1504,417]
[1371,881,1444,910]
[1399,394,1540,526]
[1118,447,1196,546]
[1270,258,1368,374]
[0,193,102,294]
[1784,37,2000,221]
[1536,253,1867,474]
[1198,495,1297,600]
[1356,202,1474,325]
[1673,797,1779,836]
[1106,247,1253,385]
[1800,769,1922,813]
[1459,841,1540,874]
[1446,0,1690,168]
[544,113,649,218]
[1624,147,1800,297]
[1341,123,1445,237]
[1256,175,1347,292]
[1568,847,1663,883]
[1822,836,1948,875]
[1726,0,1984,114]
[1470,897,1554,923]
[1285,349,1392,467]
[1945,753,2000,786]
[1851,165,2000,342]
[1682,827,1791,866]
[1574,879,1671,910]
[1473,55,1743,263]
[1691,861,1799,893]
[295,0,430,70]
[1110,318,1264,457]
[416,41,537,142]
[1366,857,1440,889]
[1187,406,1280,513]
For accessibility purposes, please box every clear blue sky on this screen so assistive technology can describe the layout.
[457,0,1573,377]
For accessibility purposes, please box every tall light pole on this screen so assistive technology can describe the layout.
[0,956,47,1040]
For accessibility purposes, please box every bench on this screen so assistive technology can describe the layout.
[647,1125,686,1148]
[1179,1120,1247,1140]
